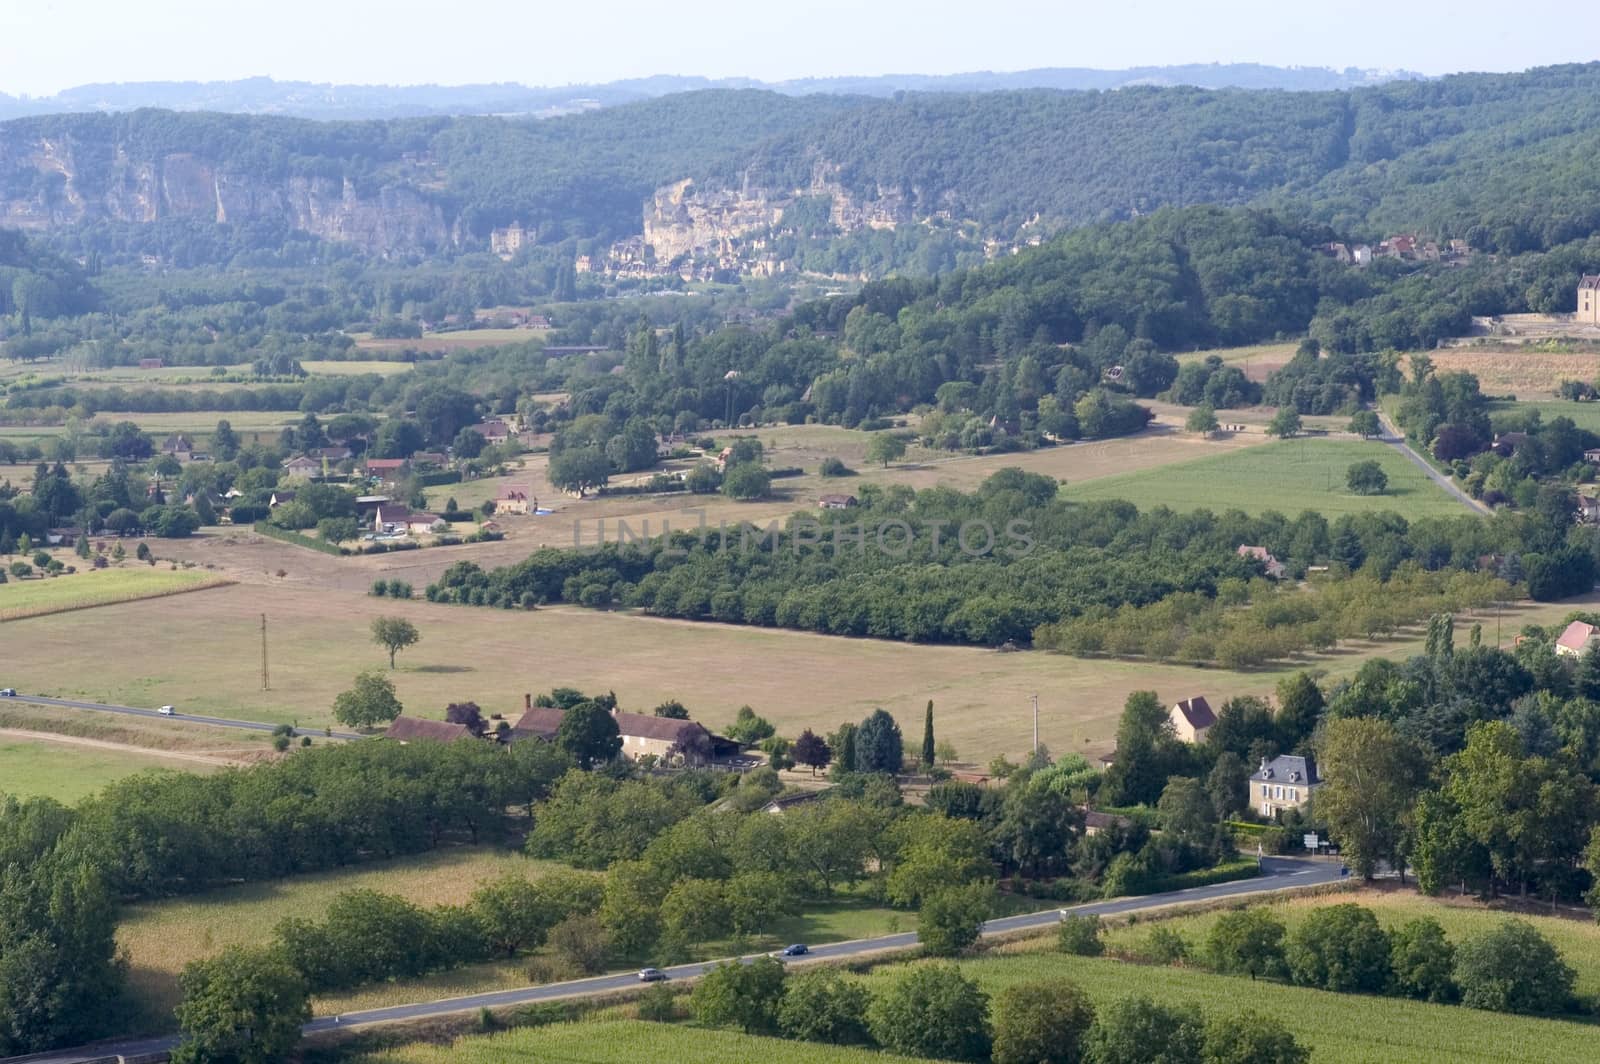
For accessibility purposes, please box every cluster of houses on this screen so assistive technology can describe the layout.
[1320,234,1472,268]
[385,694,743,767]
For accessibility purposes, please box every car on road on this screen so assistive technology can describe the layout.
[777,944,809,957]
[0,689,15,697]
[158,705,176,715]
[638,967,667,982]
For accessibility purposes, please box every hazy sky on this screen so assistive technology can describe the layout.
[2,0,1595,95]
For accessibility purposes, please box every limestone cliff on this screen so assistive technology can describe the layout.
[0,130,452,255]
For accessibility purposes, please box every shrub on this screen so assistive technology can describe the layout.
[1389,917,1457,1003]
[1454,919,1575,1014]
[1285,903,1391,993]
[1057,914,1105,956]
[1205,907,1286,980]
[1086,995,1203,1064]
[991,977,1095,1064]
[777,970,872,1045]
[867,963,992,1062]
[689,957,786,1035]
[1202,1008,1309,1064]
[919,882,992,956]
[637,983,678,1022]
[1142,926,1189,964]
[820,457,853,477]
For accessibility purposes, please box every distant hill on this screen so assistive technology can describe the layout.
[2,64,1598,271]
[0,64,1425,121]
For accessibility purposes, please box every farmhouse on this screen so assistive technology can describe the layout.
[1579,275,1600,326]
[818,493,858,510]
[161,434,197,461]
[306,446,353,462]
[1168,696,1216,744]
[1084,810,1134,837]
[469,420,512,444]
[611,709,716,764]
[1237,544,1287,579]
[1556,620,1600,658]
[1585,449,1600,464]
[282,456,321,479]
[373,504,443,535]
[1579,495,1600,524]
[495,487,532,514]
[411,451,449,469]
[137,357,165,369]
[365,458,410,481]
[268,489,297,508]
[384,716,472,743]
[1250,754,1320,818]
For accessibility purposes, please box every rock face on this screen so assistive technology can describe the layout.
[0,130,452,255]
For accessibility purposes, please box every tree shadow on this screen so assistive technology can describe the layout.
[412,664,474,674]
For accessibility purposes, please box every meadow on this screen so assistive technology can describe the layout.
[1061,438,1467,517]
[0,732,216,802]
[1431,347,1600,398]
[1487,398,1600,433]
[348,1020,937,1064]
[0,573,1582,769]
[0,564,234,621]
[353,328,546,353]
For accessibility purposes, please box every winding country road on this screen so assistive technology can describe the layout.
[1376,410,1489,515]
[0,693,363,740]
[12,857,1343,1064]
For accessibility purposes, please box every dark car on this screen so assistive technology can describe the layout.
[638,967,667,982]
[779,944,809,957]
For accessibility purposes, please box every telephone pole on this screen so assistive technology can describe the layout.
[1030,693,1040,755]
[260,613,270,691]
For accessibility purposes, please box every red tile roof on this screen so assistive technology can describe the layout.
[1558,621,1597,654]
[385,716,472,742]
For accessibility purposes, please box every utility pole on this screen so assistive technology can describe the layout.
[260,613,270,691]
[1030,693,1039,755]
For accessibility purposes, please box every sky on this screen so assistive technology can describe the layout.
[1,0,1595,96]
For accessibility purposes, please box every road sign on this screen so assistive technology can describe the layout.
[1303,833,1320,849]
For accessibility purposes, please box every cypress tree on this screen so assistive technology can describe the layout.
[922,700,936,769]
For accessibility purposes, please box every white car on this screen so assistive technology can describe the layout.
[0,688,16,697]
[158,705,176,716]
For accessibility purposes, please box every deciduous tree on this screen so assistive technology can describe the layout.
[370,615,420,669]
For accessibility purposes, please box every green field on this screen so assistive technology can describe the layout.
[0,735,213,803]
[349,1019,937,1064]
[1489,398,1600,433]
[1101,888,1600,996]
[1061,438,1467,517]
[0,565,232,621]
[300,360,417,376]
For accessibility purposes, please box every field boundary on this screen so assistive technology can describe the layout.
[0,574,236,623]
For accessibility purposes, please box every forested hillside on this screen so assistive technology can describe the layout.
[4,64,1600,265]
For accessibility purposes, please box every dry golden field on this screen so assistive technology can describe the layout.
[1429,347,1600,397]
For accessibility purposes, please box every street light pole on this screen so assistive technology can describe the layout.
[1030,693,1039,755]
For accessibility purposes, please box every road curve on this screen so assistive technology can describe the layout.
[0,693,363,741]
[1375,410,1489,516]
[11,857,1342,1064]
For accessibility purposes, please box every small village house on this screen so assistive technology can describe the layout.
[1579,275,1600,326]
[469,420,512,445]
[818,493,858,510]
[364,458,410,482]
[162,434,197,462]
[268,489,297,508]
[1168,696,1216,744]
[137,357,165,370]
[282,456,321,479]
[384,716,473,743]
[1584,449,1600,464]
[1237,544,1287,579]
[1556,620,1600,658]
[372,503,442,536]
[495,487,532,515]
[1579,495,1600,525]
[1250,754,1320,818]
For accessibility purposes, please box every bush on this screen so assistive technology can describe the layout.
[919,882,992,956]
[777,970,872,1045]
[689,957,786,1035]
[1142,926,1190,965]
[1057,914,1105,956]
[867,964,992,1062]
[991,977,1095,1064]
[1202,1008,1309,1064]
[1086,995,1204,1064]
[637,983,678,1022]
[1205,907,1286,980]
[819,457,854,477]
[1389,917,1457,1003]
[1453,919,1575,1014]
[1285,903,1391,993]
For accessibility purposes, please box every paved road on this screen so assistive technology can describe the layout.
[1376,410,1490,515]
[12,857,1342,1064]
[0,693,363,741]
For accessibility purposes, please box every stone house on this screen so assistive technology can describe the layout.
[1250,754,1320,818]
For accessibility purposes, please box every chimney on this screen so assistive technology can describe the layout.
[524,693,531,711]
